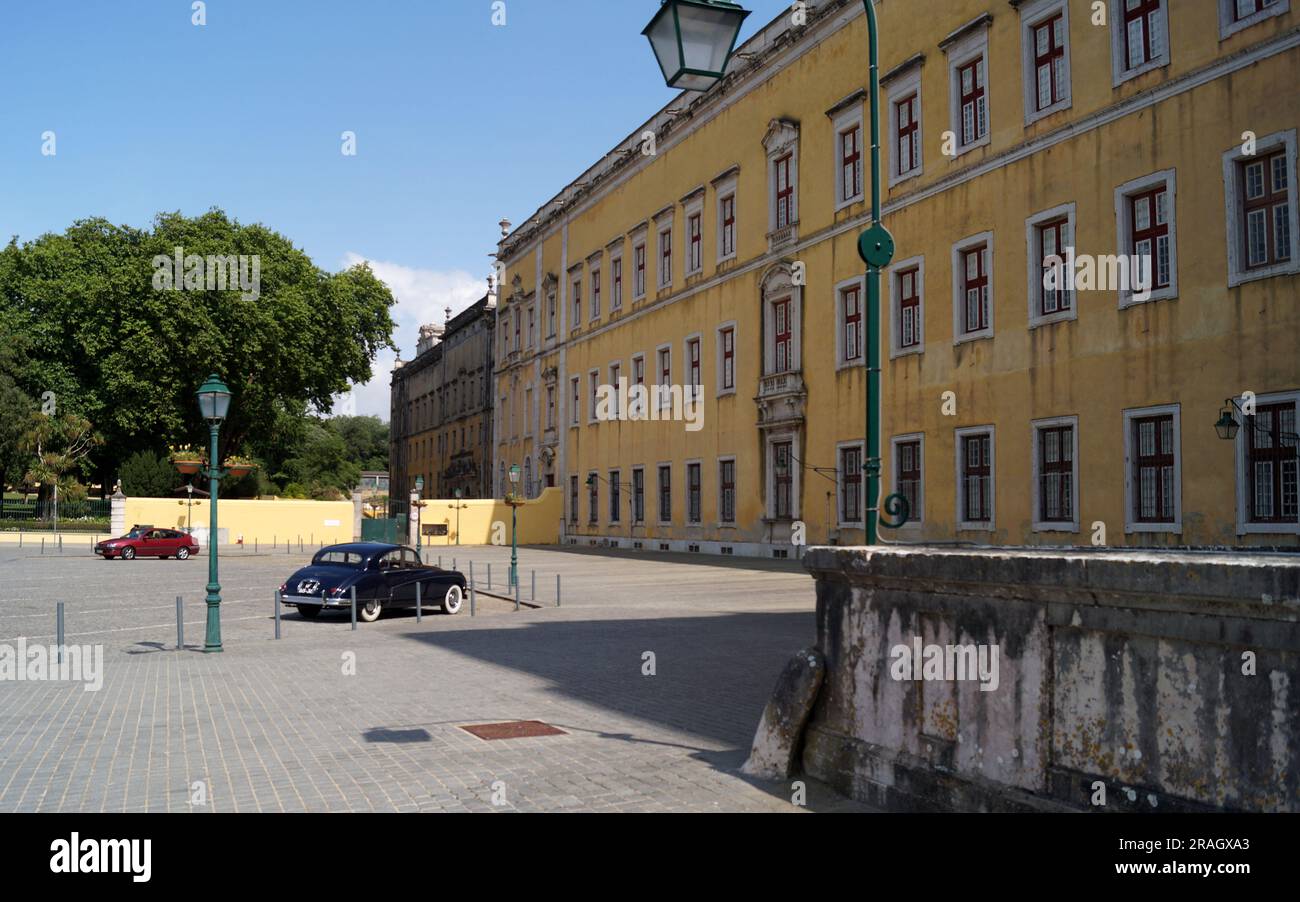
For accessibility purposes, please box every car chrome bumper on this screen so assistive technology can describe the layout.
[281,595,348,608]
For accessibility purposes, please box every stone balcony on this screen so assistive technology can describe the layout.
[755,370,806,429]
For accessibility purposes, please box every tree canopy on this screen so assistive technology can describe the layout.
[0,209,396,493]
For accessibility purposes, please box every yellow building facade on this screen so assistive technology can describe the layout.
[495,0,1300,555]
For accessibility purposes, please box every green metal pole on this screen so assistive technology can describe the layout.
[203,422,223,652]
[860,0,890,545]
[510,504,518,589]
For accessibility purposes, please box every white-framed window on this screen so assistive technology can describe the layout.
[716,321,737,396]
[655,344,672,411]
[1223,129,1299,287]
[832,105,864,209]
[589,263,602,322]
[951,231,994,343]
[717,456,737,525]
[944,21,991,156]
[713,166,739,263]
[546,291,556,337]
[608,248,624,311]
[891,433,924,528]
[631,466,645,524]
[835,276,865,368]
[545,384,555,431]
[835,440,864,527]
[1218,0,1288,40]
[684,333,702,402]
[632,240,647,300]
[763,119,800,245]
[608,361,622,419]
[889,255,925,358]
[588,369,600,424]
[765,435,799,521]
[1026,202,1077,327]
[526,304,535,348]
[657,463,673,526]
[1031,416,1079,533]
[685,460,703,525]
[1115,169,1178,306]
[885,65,923,187]
[1109,0,1169,87]
[1235,390,1300,535]
[523,387,533,438]
[955,426,995,531]
[569,268,583,329]
[761,264,803,376]
[1019,0,1072,125]
[657,225,673,289]
[683,192,705,276]
[1123,404,1182,534]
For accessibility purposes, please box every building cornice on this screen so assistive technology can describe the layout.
[496,0,859,265]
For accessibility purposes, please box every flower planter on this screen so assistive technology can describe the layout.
[174,461,202,475]
[225,465,255,479]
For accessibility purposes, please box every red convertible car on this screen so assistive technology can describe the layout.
[96,526,200,560]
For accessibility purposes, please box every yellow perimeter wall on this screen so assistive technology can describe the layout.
[413,487,562,547]
[125,498,355,546]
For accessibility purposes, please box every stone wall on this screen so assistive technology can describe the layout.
[800,547,1300,813]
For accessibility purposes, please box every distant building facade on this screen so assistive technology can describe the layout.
[390,290,497,500]
[494,0,1299,555]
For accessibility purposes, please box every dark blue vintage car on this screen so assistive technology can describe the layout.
[278,542,466,622]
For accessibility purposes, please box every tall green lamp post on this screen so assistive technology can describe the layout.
[506,465,522,588]
[644,0,907,542]
[196,374,232,653]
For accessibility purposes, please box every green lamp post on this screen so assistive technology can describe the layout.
[507,465,522,589]
[643,0,907,541]
[196,374,232,653]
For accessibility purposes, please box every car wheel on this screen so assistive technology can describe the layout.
[122,547,135,560]
[177,547,190,560]
[358,596,383,623]
[442,585,464,615]
[298,605,321,620]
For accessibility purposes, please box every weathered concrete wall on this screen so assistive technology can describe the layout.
[800,547,1300,813]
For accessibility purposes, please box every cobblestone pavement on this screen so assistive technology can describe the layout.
[0,543,868,813]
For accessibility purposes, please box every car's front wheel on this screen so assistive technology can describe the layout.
[177,547,190,560]
[358,596,383,623]
[443,585,464,615]
[122,547,135,560]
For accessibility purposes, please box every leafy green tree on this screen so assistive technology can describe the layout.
[329,415,389,471]
[0,317,37,517]
[277,421,361,498]
[0,209,396,486]
[119,450,180,497]
[20,412,102,522]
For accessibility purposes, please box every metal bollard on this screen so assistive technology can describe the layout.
[274,591,281,640]
[452,557,456,571]
[59,535,63,554]
[557,573,561,607]
[287,542,290,555]
[514,577,520,612]
[531,570,536,603]
[350,586,357,631]
[41,538,44,554]
[415,582,422,623]
[177,596,184,649]
[255,538,259,553]
[470,577,476,617]
[56,602,65,663]
[439,555,443,569]
[487,563,492,590]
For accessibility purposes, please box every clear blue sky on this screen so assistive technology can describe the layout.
[0,0,790,415]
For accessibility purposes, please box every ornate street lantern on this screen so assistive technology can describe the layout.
[643,0,751,92]
[1214,404,1240,441]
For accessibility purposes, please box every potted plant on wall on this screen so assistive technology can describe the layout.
[169,445,204,475]
[223,455,258,479]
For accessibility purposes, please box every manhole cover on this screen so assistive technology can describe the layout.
[460,720,567,741]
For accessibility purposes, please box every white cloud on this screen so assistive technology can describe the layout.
[331,253,489,420]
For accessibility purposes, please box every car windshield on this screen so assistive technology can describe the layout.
[312,550,366,568]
